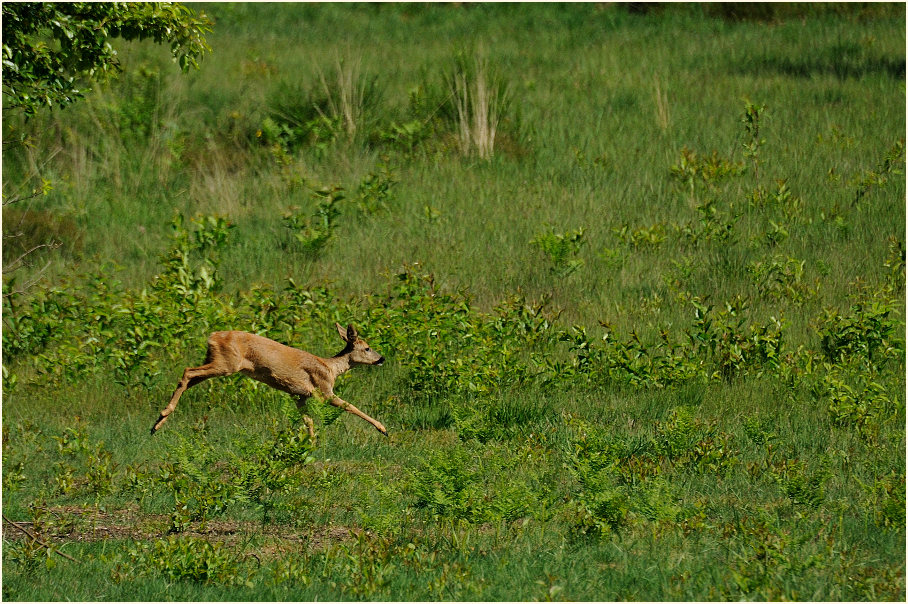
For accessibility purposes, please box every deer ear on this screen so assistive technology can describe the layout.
[336,322,348,342]
[346,324,359,341]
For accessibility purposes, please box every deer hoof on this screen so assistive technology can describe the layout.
[150,416,166,436]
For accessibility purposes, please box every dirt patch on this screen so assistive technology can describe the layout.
[2,505,360,558]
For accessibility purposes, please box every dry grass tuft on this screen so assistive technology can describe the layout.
[448,54,510,160]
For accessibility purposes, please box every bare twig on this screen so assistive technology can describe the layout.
[2,240,61,274]
[2,514,81,563]
[2,188,44,207]
[2,144,61,207]
[2,260,54,299]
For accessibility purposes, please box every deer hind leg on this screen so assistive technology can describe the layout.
[295,396,317,444]
[150,363,232,435]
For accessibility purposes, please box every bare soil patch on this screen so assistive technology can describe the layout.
[2,505,359,558]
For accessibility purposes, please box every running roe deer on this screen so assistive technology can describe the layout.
[150,323,387,438]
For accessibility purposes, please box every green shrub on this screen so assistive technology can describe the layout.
[231,410,316,523]
[670,147,745,193]
[819,299,901,366]
[850,138,905,208]
[158,412,316,531]
[6,538,58,575]
[572,470,631,535]
[565,417,688,534]
[354,165,398,215]
[530,225,586,277]
[635,477,684,522]
[742,414,777,447]
[365,265,551,402]
[747,256,815,305]
[822,363,900,438]
[674,198,738,245]
[741,101,767,180]
[769,459,830,508]
[612,222,667,249]
[374,119,434,155]
[687,298,785,379]
[262,63,384,152]
[410,445,538,524]
[159,435,237,533]
[864,471,906,528]
[282,186,345,257]
[410,447,487,521]
[653,407,737,474]
[126,535,251,586]
[726,514,822,600]
[267,554,311,588]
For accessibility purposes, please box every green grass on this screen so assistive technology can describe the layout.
[3,3,905,601]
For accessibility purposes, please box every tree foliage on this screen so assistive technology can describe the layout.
[2,2,212,116]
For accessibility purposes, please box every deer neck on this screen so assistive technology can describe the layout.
[324,348,353,380]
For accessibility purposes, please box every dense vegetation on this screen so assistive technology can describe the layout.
[2,3,905,600]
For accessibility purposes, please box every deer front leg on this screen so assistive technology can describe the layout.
[329,396,388,436]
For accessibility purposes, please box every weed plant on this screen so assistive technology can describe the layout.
[2,3,905,601]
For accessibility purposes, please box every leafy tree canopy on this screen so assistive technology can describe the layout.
[2,2,212,116]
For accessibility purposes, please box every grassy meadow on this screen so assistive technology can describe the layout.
[2,3,905,600]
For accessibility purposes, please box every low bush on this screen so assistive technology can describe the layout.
[123,535,252,586]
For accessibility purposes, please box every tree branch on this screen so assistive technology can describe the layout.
[2,241,61,274]
[2,260,54,299]
[2,188,45,207]
[2,514,80,563]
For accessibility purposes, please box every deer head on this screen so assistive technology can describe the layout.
[336,322,384,366]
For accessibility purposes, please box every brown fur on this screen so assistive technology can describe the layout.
[151,323,386,438]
